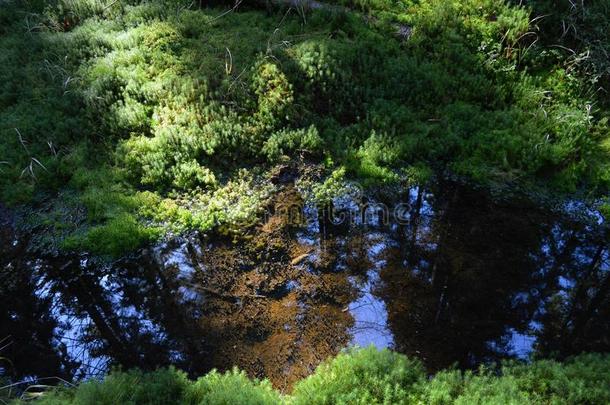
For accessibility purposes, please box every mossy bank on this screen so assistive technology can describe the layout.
[1,0,609,257]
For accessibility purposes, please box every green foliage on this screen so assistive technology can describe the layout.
[171,160,217,190]
[353,131,402,183]
[184,368,280,405]
[291,346,425,405]
[11,349,610,405]
[263,126,323,161]
[413,353,610,404]
[252,60,295,130]
[62,212,160,257]
[0,0,609,256]
[310,167,350,204]
[136,169,274,235]
[519,0,610,102]
[29,367,190,405]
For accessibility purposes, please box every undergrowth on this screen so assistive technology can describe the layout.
[0,0,609,256]
[8,347,610,404]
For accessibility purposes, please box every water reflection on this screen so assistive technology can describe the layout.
[1,181,608,390]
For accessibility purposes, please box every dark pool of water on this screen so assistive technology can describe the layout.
[1,180,609,390]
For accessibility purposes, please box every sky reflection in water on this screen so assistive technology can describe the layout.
[1,181,608,389]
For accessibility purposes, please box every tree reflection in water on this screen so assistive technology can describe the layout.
[1,181,608,390]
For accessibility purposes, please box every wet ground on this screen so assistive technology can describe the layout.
[1,178,609,392]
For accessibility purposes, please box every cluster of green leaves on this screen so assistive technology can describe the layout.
[414,353,610,404]
[291,346,425,404]
[17,367,279,405]
[11,347,610,404]
[0,0,608,256]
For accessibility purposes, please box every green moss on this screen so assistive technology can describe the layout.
[184,368,280,405]
[13,348,610,405]
[62,213,160,257]
[292,347,425,405]
[414,353,610,404]
[0,0,609,257]
[28,367,190,405]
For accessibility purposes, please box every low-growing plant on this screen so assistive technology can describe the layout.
[184,368,280,405]
[9,348,610,405]
[291,346,425,405]
[0,0,609,257]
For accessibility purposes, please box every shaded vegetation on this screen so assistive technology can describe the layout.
[8,347,610,404]
[0,0,609,257]
[2,3,608,403]
[1,178,608,390]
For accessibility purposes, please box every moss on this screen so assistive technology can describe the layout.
[292,347,425,405]
[62,213,160,257]
[184,368,280,405]
[0,0,609,257]
[13,348,610,405]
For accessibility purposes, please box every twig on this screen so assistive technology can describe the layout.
[225,47,233,75]
[103,0,120,11]
[193,284,267,301]
[15,128,29,154]
[209,0,243,23]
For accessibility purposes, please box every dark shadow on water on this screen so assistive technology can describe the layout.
[1,180,608,390]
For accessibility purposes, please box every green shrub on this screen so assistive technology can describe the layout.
[252,60,294,130]
[171,160,218,190]
[291,346,425,405]
[184,368,280,405]
[262,125,323,161]
[30,368,190,405]
[8,350,610,405]
[413,353,610,405]
[62,212,159,257]
[501,354,610,404]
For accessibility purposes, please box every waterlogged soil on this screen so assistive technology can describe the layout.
[1,179,609,391]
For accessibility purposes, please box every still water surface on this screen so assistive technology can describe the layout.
[1,181,608,390]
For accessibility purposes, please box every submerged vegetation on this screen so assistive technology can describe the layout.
[7,347,610,404]
[0,0,609,256]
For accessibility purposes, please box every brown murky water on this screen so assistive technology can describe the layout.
[1,179,609,391]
